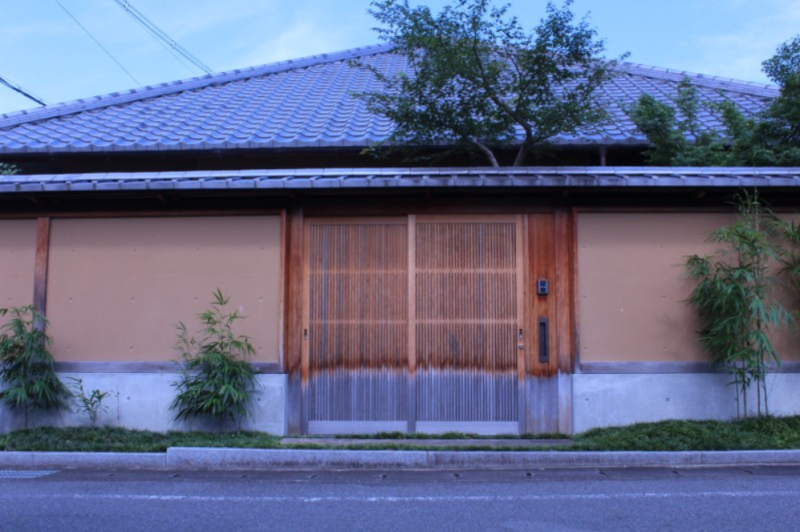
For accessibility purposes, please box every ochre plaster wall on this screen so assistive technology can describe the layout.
[578,212,734,363]
[47,216,281,363]
[0,220,36,326]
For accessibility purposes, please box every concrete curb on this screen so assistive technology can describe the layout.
[2,449,800,470]
[167,448,429,470]
[166,449,800,470]
[0,451,166,469]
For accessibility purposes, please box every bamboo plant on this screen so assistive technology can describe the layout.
[0,306,69,428]
[170,290,257,432]
[685,192,791,417]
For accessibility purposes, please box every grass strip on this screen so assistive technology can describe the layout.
[3,416,800,453]
[570,416,800,452]
[1,427,281,453]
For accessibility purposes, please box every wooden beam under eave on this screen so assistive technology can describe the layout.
[33,217,50,316]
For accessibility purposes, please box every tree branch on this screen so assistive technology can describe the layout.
[467,137,500,167]
[468,38,537,157]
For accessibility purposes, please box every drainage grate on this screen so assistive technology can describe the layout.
[0,470,57,479]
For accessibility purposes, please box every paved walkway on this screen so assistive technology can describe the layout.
[280,438,574,448]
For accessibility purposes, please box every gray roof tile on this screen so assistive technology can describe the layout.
[0,44,780,154]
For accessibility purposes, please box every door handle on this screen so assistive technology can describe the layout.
[538,318,549,363]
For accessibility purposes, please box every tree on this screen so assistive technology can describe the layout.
[630,35,800,166]
[356,0,622,167]
[629,78,772,166]
[762,36,800,87]
[758,37,800,164]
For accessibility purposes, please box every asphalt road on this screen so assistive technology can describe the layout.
[2,466,800,531]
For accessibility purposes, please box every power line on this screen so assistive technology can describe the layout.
[53,0,142,87]
[0,75,47,106]
[113,0,214,76]
[112,0,198,76]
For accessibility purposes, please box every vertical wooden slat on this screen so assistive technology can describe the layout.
[407,215,417,433]
[33,217,50,316]
[285,207,304,435]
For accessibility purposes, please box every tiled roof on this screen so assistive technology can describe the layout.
[0,44,779,154]
[2,167,799,193]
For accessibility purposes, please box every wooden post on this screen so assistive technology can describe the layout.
[33,217,50,317]
[554,208,575,434]
[278,209,287,372]
[284,207,304,435]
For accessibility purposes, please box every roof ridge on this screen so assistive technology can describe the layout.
[0,43,395,130]
[615,61,779,98]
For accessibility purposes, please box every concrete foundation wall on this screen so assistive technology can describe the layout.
[0,373,287,435]
[573,373,800,433]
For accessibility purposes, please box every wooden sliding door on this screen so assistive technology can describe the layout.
[304,219,409,434]
[413,216,524,434]
[303,215,525,434]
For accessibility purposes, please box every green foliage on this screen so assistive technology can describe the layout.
[631,34,800,166]
[170,290,257,431]
[763,35,800,87]
[684,193,791,417]
[0,163,18,175]
[68,378,112,427]
[757,74,800,164]
[629,77,773,166]
[1,426,280,453]
[572,416,800,452]
[0,306,69,427]
[355,0,623,166]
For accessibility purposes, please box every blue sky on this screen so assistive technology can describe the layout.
[1,0,798,115]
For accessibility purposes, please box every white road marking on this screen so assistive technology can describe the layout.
[0,491,798,503]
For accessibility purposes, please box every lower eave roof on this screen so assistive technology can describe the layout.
[2,167,800,194]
